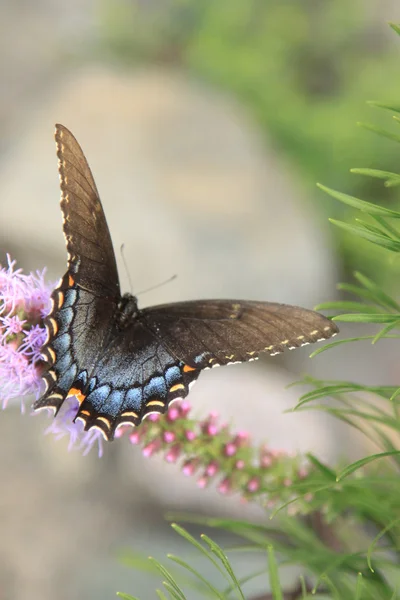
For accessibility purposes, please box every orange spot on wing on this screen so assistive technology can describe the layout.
[47,348,57,363]
[67,387,86,405]
[57,292,65,309]
[68,274,74,286]
[49,318,58,335]
[183,365,196,373]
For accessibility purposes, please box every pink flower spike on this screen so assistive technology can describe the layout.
[298,467,308,479]
[235,459,245,470]
[197,475,209,489]
[247,478,260,493]
[163,431,176,444]
[260,455,272,468]
[205,461,219,477]
[148,413,160,422]
[167,406,180,422]
[165,444,181,463]
[182,458,199,477]
[129,431,141,445]
[283,478,292,487]
[271,449,286,458]
[224,442,237,457]
[143,440,161,458]
[206,423,218,436]
[114,424,130,439]
[217,477,232,495]
[185,429,196,441]
[0,257,53,409]
[179,400,191,417]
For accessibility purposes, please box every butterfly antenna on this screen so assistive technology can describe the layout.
[120,243,134,294]
[137,274,177,297]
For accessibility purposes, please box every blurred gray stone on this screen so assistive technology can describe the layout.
[1,67,338,310]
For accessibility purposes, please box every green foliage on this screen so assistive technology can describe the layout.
[117,17,400,600]
[98,0,400,191]
[97,0,400,282]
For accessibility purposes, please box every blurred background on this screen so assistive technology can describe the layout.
[1,1,400,598]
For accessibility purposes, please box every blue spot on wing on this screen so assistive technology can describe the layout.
[52,333,71,355]
[76,370,88,388]
[144,376,167,400]
[87,384,111,411]
[57,363,77,391]
[58,307,73,333]
[63,289,77,308]
[55,351,73,374]
[125,387,143,412]
[165,365,181,387]
[102,390,125,418]
[194,352,209,365]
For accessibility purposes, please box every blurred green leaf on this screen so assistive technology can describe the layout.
[201,534,245,600]
[337,452,400,481]
[354,572,364,600]
[329,219,400,252]
[267,546,283,600]
[367,517,400,574]
[149,558,186,600]
[357,121,400,143]
[162,581,185,600]
[318,183,400,218]
[336,281,400,311]
[171,524,227,579]
[333,313,400,323]
[306,454,337,481]
[350,168,400,186]
[309,335,400,358]
[368,100,400,114]
[372,320,400,343]
[353,272,400,311]
[389,23,400,37]
[167,554,223,599]
[315,301,380,312]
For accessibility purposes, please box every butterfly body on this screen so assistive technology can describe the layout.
[35,124,338,440]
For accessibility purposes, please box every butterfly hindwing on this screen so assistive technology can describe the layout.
[70,317,201,438]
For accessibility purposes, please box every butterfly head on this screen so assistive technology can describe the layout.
[117,293,139,329]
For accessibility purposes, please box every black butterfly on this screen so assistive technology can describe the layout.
[35,124,339,440]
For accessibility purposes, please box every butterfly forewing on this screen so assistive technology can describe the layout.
[37,125,121,419]
[35,124,339,441]
[141,300,339,368]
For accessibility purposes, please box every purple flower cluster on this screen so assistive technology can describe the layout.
[0,255,51,410]
[0,256,105,455]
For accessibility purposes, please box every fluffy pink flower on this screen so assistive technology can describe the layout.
[0,255,52,410]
